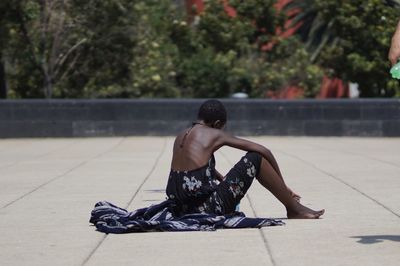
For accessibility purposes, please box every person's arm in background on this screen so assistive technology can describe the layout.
[389,20,400,65]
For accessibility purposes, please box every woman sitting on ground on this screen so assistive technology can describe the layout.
[167,99,324,219]
[90,99,324,233]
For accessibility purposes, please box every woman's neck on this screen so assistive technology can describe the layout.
[192,121,207,127]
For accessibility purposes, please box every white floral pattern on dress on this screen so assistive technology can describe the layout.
[206,167,211,177]
[182,176,202,192]
[228,177,244,199]
[246,165,256,178]
[244,158,256,178]
[229,185,241,198]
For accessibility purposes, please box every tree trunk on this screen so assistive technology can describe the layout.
[44,73,52,99]
[0,57,6,99]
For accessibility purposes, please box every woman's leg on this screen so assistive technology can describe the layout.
[215,152,260,214]
[217,152,324,218]
[257,157,324,219]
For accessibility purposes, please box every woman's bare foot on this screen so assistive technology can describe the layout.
[287,203,325,219]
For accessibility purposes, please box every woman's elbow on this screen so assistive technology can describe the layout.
[261,147,273,158]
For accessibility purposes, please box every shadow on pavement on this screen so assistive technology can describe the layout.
[351,235,400,244]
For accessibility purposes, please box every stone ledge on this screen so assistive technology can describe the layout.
[0,99,399,137]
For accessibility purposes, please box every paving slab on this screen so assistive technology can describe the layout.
[0,137,399,266]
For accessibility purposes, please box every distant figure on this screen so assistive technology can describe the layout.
[389,20,400,65]
[168,99,324,219]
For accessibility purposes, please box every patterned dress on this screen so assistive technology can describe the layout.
[166,152,263,216]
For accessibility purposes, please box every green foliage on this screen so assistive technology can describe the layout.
[1,1,43,98]
[125,1,181,98]
[3,0,398,98]
[66,0,182,98]
[262,38,324,97]
[64,0,138,98]
[286,0,400,97]
[178,48,233,97]
[1,0,138,98]
[171,0,322,98]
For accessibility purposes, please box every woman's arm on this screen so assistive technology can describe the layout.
[216,132,284,179]
[215,131,301,201]
[389,20,400,65]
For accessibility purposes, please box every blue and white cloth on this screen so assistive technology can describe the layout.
[89,200,284,233]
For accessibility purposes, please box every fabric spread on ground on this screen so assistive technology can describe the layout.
[89,200,284,233]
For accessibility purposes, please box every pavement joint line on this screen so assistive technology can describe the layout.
[81,235,107,266]
[277,149,400,219]
[124,138,167,209]
[219,150,276,266]
[0,138,125,210]
[246,194,277,266]
[81,138,167,266]
[306,143,400,169]
[0,139,82,170]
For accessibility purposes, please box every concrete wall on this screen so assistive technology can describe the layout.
[0,99,399,137]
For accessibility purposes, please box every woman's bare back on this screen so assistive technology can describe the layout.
[170,124,220,171]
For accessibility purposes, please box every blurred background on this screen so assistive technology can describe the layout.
[0,0,399,100]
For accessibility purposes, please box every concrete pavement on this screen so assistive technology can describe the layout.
[0,137,399,266]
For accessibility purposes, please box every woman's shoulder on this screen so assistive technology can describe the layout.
[195,127,226,149]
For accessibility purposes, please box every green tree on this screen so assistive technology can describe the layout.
[1,0,138,98]
[257,37,324,97]
[1,0,326,98]
[0,0,44,98]
[124,1,181,98]
[171,0,322,98]
[171,0,319,97]
[0,1,14,98]
[86,0,184,98]
[285,0,400,97]
[3,0,89,98]
[68,0,137,98]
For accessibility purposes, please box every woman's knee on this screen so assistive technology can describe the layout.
[246,151,262,160]
[225,152,262,184]
[243,152,262,178]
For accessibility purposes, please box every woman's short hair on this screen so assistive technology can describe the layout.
[197,99,227,125]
